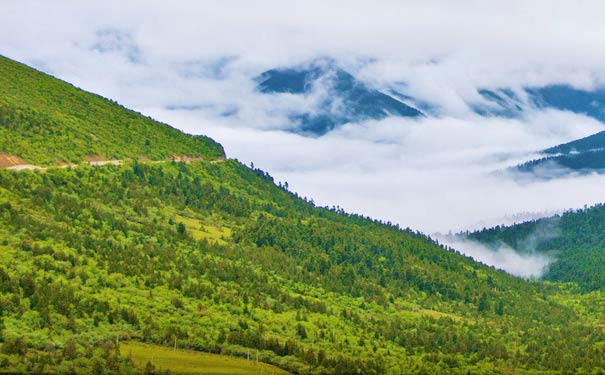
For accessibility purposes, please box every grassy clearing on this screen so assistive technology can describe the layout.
[175,214,232,245]
[121,342,291,375]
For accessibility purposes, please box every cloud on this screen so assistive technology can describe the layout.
[5,1,605,95]
[436,236,553,278]
[4,1,605,122]
[91,28,142,63]
[436,218,561,278]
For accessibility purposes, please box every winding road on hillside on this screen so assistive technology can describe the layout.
[0,153,226,172]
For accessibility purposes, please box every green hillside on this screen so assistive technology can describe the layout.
[0,55,224,166]
[3,158,605,374]
[467,204,605,291]
[1,56,605,374]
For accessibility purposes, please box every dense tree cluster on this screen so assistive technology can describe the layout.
[468,203,605,291]
[0,161,604,374]
[0,56,224,166]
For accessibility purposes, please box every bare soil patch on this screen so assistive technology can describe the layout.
[0,153,28,168]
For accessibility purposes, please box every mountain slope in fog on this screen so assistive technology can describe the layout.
[257,60,423,135]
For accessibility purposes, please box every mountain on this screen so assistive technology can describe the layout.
[3,55,605,374]
[466,203,605,292]
[527,84,605,121]
[543,130,605,156]
[474,84,605,121]
[257,60,423,135]
[489,85,605,178]
[511,130,605,178]
[474,88,526,118]
[257,65,605,137]
[0,56,224,166]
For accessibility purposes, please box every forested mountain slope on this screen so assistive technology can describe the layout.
[1,56,605,374]
[467,204,605,292]
[477,85,605,178]
[3,160,604,374]
[515,131,605,177]
[0,55,224,166]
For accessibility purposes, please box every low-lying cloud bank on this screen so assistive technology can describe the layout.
[436,236,553,278]
[148,107,605,235]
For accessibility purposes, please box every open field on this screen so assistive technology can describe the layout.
[121,342,291,375]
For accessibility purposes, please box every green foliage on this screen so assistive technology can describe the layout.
[0,55,224,166]
[0,161,604,374]
[122,341,290,375]
[467,203,605,291]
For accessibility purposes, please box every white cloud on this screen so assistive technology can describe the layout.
[436,236,553,278]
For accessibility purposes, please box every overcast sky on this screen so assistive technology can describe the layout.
[3,0,605,276]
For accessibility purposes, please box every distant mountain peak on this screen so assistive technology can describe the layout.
[257,58,340,95]
[514,130,605,178]
[256,59,423,136]
[474,84,605,122]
